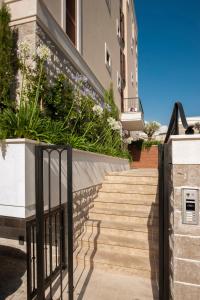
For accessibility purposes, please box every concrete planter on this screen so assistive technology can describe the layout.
[129,144,159,169]
[0,139,129,219]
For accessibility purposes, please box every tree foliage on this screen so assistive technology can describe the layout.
[143,121,160,140]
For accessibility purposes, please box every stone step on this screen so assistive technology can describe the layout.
[89,207,159,219]
[93,201,158,214]
[104,175,158,185]
[108,169,158,177]
[89,210,158,225]
[78,229,159,252]
[101,183,158,194]
[84,219,158,234]
[97,191,158,205]
[75,244,159,275]
[74,258,156,279]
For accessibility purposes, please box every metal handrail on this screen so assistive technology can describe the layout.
[123,97,144,115]
[164,102,194,143]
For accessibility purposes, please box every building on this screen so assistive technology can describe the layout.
[2,0,144,131]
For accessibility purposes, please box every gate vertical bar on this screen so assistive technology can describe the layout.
[158,144,164,300]
[35,146,45,300]
[67,146,74,300]
[159,144,170,300]
[59,151,63,300]
[26,223,32,300]
[163,143,169,300]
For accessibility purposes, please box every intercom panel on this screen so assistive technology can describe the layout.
[182,188,199,225]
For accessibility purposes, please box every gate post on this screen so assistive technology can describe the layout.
[168,135,200,299]
[159,144,170,300]
[35,146,45,300]
[67,145,74,300]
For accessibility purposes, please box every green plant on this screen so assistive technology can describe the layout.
[143,121,160,140]
[0,4,17,110]
[194,122,200,133]
[104,83,119,120]
[132,139,161,150]
[0,39,129,159]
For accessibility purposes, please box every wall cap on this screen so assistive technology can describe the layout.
[169,134,200,142]
[1,139,129,162]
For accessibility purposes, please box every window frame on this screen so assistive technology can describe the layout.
[105,43,112,74]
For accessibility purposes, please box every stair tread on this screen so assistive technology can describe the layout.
[94,199,158,207]
[100,183,158,195]
[97,192,158,204]
[85,219,158,232]
[75,245,158,271]
[78,230,159,251]
[104,176,158,185]
[89,207,158,218]
[107,169,158,177]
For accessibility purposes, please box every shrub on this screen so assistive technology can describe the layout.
[132,139,161,150]
[0,41,129,159]
[0,4,17,110]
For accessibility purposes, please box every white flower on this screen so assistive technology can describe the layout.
[27,59,37,71]
[36,45,51,61]
[18,41,30,58]
[107,117,122,132]
[124,137,134,144]
[105,103,111,111]
[107,117,116,127]
[92,105,103,116]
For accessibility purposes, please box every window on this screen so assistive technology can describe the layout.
[131,72,134,85]
[131,37,134,51]
[105,43,112,74]
[105,0,111,13]
[120,10,125,45]
[120,49,126,87]
[66,0,76,45]
[116,19,121,40]
[117,72,122,91]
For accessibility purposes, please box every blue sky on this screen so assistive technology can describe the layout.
[134,0,200,124]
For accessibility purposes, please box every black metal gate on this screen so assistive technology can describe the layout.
[26,145,74,300]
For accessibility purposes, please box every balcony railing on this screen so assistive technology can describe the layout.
[122,97,144,115]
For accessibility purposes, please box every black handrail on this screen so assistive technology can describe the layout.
[164,102,194,143]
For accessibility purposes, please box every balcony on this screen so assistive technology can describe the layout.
[121,97,144,131]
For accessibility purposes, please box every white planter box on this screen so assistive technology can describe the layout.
[0,139,129,219]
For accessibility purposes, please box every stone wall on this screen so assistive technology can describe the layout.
[168,135,200,300]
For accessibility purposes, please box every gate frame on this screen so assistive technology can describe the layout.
[33,144,74,300]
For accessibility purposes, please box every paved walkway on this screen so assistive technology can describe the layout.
[73,266,158,300]
[0,244,158,300]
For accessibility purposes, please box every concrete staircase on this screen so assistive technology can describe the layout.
[74,169,159,290]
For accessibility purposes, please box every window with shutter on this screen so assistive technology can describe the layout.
[120,10,125,46]
[66,0,76,45]
[120,50,126,88]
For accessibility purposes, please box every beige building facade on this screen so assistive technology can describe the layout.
[3,0,143,130]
